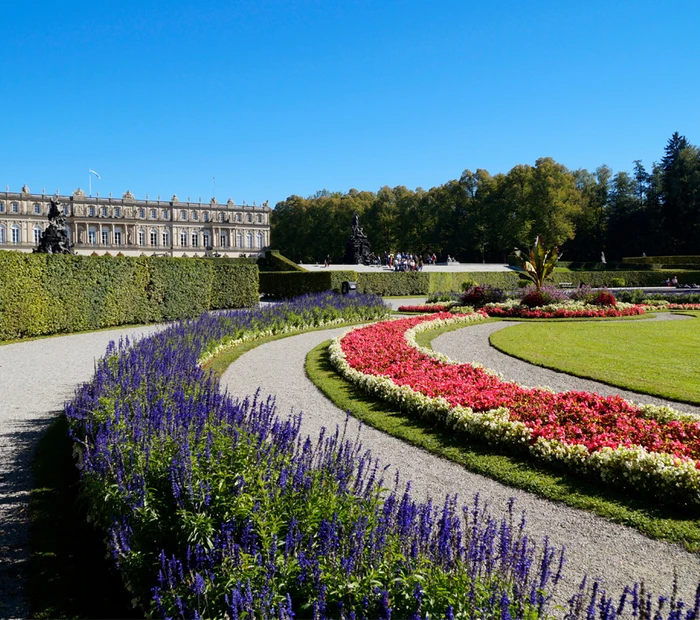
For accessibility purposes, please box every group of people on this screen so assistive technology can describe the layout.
[381,252,435,272]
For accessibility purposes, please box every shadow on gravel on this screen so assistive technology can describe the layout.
[0,416,53,620]
[28,414,140,619]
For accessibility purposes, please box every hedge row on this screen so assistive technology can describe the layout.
[259,269,700,299]
[256,249,307,272]
[623,255,700,266]
[259,271,521,297]
[0,253,258,340]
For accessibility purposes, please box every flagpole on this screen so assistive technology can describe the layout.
[89,171,91,197]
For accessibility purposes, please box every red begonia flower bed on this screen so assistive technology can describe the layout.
[339,313,700,463]
[483,305,646,319]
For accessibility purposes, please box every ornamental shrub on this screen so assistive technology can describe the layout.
[460,285,506,308]
[519,285,568,308]
[590,289,617,306]
[567,284,596,304]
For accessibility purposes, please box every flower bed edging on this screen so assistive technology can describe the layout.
[329,314,700,506]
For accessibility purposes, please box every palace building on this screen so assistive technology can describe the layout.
[0,185,271,257]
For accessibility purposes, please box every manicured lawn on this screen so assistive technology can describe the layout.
[489,312,700,405]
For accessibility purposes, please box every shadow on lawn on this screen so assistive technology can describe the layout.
[29,414,140,619]
[311,344,700,550]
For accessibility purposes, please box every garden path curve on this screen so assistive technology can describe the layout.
[0,325,162,620]
[221,322,700,606]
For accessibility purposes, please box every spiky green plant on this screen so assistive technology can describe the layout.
[512,236,561,289]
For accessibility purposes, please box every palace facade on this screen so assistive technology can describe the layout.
[0,186,271,257]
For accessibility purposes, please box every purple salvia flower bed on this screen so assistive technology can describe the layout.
[65,292,700,619]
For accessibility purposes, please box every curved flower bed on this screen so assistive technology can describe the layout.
[648,302,700,311]
[482,301,646,319]
[397,303,451,313]
[329,313,700,506]
[66,294,576,619]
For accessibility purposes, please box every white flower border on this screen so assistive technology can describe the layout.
[329,313,700,505]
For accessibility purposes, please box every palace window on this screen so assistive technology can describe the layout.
[162,209,169,219]
[150,209,157,219]
[180,210,187,220]
[191,232,199,247]
[102,230,109,245]
[180,231,187,247]
[101,206,108,217]
[0,225,5,243]
[219,212,225,222]
[247,231,253,248]
[257,214,263,224]
[114,207,121,217]
[88,227,97,244]
[33,226,42,245]
[236,213,241,222]
[89,206,95,217]
[203,212,209,223]
[139,208,146,219]
[202,232,210,249]
[220,232,227,247]
[257,231,264,248]
[236,231,243,247]
[162,231,169,247]
[192,211,198,221]
[247,213,252,223]
[137,229,145,245]
[149,229,157,246]
[114,229,123,245]
[0,202,4,213]
[11,202,19,213]
[34,203,41,214]
[11,224,20,243]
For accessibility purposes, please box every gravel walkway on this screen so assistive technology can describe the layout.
[0,325,162,620]
[2,312,699,616]
[220,322,700,606]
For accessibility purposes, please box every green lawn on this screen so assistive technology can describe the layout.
[489,312,700,405]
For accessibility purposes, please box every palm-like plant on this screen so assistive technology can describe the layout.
[512,236,561,289]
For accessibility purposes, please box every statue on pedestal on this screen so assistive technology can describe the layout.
[344,211,372,265]
[34,198,75,254]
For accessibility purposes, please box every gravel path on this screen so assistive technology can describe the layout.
[0,325,162,620]
[220,323,700,606]
[2,311,699,616]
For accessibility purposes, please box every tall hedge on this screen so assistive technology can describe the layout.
[0,253,259,340]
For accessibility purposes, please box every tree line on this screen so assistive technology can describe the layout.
[271,132,700,263]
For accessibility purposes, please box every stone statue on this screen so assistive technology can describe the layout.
[344,211,372,265]
[34,198,75,254]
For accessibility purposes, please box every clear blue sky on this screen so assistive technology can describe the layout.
[2,1,699,207]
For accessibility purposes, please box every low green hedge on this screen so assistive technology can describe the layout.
[258,269,700,299]
[623,255,700,266]
[256,249,307,272]
[0,253,259,340]
[259,270,357,298]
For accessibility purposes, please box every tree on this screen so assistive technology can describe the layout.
[659,132,700,253]
[526,158,584,247]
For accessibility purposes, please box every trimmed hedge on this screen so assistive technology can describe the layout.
[0,253,258,340]
[259,270,356,298]
[623,255,700,266]
[256,249,307,272]
[258,268,700,299]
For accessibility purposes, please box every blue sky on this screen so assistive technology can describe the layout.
[2,1,699,207]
